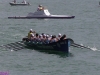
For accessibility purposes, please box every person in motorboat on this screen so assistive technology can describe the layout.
[37,5,44,11]
[13,0,16,3]
[22,0,27,4]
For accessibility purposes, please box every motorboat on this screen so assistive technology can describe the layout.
[9,2,30,6]
[8,7,75,19]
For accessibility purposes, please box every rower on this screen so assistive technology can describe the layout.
[50,35,57,43]
[57,33,62,40]
[60,34,67,40]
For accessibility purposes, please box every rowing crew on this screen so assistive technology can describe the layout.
[23,29,67,44]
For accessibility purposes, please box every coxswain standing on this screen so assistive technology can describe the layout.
[28,29,34,40]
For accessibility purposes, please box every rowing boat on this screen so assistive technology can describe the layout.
[22,38,74,54]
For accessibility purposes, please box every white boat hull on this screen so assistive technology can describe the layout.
[8,15,75,19]
[8,8,75,19]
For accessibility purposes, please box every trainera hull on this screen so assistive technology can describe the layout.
[23,39,71,53]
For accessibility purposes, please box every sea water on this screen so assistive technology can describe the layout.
[0,0,100,75]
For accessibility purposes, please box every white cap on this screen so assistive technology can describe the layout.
[43,34,46,36]
[32,34,34,36]
[39,34,42,37]
[58,33,61,36]
[30,29,33,31]
[46,35,49,38]
[50,35,52,37]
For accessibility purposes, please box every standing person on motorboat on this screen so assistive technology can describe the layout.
[37,5,44,11]
[13,0,16,3]
[22,0,27,4]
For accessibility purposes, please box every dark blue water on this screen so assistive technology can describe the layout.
[0,0,100,75]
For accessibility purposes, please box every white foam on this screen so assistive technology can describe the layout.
[79,44,98,51]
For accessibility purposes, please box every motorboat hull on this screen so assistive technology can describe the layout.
[8,15,75,19]
[8,8,75,19]
[9,2,30,6]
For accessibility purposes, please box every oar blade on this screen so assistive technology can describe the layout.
[0,41,26,51]
[71,43,92,50]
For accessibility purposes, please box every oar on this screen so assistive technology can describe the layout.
[71,43,92,50]
[67,38,92,50]
[1,44,23,50]
[11,46,26,51]
[0,41,23,47]
[0,41,26,51]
